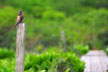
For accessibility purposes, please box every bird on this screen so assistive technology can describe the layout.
[15,10,24,27]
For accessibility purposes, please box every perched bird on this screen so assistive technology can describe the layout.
[15,10,24,27]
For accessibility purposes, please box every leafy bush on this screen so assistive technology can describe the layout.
[104,46,108,55]
[24,52,85,72]
[0,6,17,48]
[0,59,15,72]
[82,0,108,8]
[70,8,108,49]
[42,10,66,20]
[44,46,63,53]
[0,48,85,72]
[98,31,108,48]
[74,44,89,55]
[0,48,14,59]
[0,6,17,29]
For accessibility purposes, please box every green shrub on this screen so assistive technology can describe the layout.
[82,0,108,8]
[74,44,89,55]
[98,31,108,48]
[0,6,17,48]
[0,59,15,72]
[44,46,63,53]
[0,6,17,29]
[0,48,85,72]
[24,52,85,72]
[42,10,66,20]
[0,48,15,59]
[105,46,108,55]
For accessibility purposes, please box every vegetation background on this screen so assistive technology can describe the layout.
[0,0,108,72]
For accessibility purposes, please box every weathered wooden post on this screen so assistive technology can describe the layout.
[61,30,66,53]
[107,64,108,72]
[15,23,26,72]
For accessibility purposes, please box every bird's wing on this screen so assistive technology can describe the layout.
[16,16,21,24]
[22,14,24,20]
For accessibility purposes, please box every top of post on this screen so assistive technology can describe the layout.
[18,23,26,28]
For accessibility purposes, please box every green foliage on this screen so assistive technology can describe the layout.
[0,6,17,29]
[98,31,108,47]
[0,48,14,59]
[82,0,108,8]
[0,6,17,48]
[42,10,66,20]
[50,0,81,15]
[0,59,15,72]
[71,8,108,48]
[0,48,15,72]
[65,68,70,72]
[44,47,63,53]
[74,44,89,55]
[0,0,108,49]
[0,48,85,72]
[0,0,108,72]
[24,52,85,72]
[104,46,108,55]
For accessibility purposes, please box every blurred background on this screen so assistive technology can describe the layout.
[0,0,108,72]
[0,0,108,51]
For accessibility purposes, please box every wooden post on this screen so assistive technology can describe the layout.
[15,23,26,72]
[61,31,66,53]
[107,64,108,72]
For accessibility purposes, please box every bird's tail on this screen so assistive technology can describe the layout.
[14,23,19,27]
